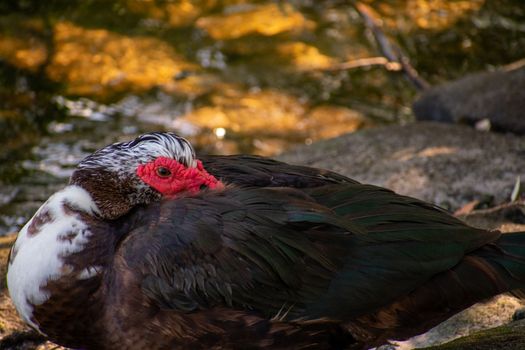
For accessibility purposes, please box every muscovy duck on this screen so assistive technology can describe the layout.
[6,132,525,349]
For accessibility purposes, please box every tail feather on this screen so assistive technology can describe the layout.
[347,231,525,346]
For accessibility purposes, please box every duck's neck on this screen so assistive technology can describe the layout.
[7,185,105,333]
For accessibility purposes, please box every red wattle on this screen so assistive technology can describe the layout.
[137,158,223,197]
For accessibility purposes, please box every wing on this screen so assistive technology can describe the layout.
[117,186,353,319]
[201,155,357,187]
[116,183,498,322]
[304,184,498,318]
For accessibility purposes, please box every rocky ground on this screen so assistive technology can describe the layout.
[279,122,525,211]
[422,318,525,350]
[1,121,525,349]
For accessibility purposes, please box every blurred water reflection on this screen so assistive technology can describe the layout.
[0,0,523,233]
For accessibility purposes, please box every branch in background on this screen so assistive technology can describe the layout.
[355,2,430,91]
[503,58,525,72]
[320,56,402,72]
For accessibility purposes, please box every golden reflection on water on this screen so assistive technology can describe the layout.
[0,0,502,157]
[183,88,306,134]
[0,10,369,156]
[276,42,334,70]
[164,73,227,98]
[376,0,485,31]
[406,0,485,30]
[0,35,47,71]
[181,88,371,155]
[305,106,371,140]
[196,3,314,40]
[126,0,218,28]
[0,16,48,71]
[46,22,196,96]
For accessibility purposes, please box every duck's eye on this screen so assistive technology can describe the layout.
[156,166,171,178]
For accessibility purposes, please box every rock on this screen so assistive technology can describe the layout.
[418,319,525,350]
[412,62,525,135]
[279,122,525,211]
[396,295,524,350]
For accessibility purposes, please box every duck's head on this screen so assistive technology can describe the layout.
[71,132,221,220]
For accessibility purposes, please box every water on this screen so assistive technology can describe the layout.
[0,0,524,234]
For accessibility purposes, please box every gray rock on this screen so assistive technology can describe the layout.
[279,122,525,211]
[412,63,525,135]
[417,318,525,350]
[398,295,524,349]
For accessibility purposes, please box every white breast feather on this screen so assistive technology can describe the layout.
[7,185,100,331]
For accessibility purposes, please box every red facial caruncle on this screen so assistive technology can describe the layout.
[137,157,223,197]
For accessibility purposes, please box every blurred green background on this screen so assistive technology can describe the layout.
[0,0,524,234]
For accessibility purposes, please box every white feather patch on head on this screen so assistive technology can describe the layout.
[77,132,197,176]
[7,185,100,331]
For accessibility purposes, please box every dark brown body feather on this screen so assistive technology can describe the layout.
[32,155,525,349]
